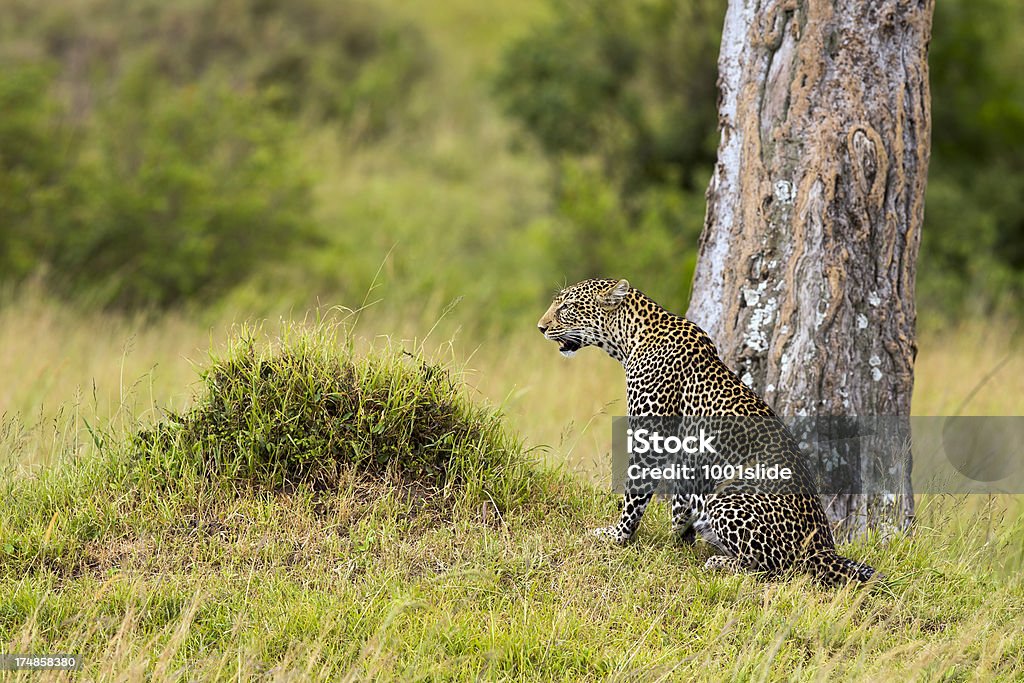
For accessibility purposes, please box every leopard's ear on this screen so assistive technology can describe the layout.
[602,279,631,306]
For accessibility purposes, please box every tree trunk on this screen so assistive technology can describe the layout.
[687,0,933,537]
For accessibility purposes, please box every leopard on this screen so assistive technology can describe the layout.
[537,277,878,586]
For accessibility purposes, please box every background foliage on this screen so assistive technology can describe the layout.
[0,0,1021,321]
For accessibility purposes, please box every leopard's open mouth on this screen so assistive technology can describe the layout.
[557,338,581,357]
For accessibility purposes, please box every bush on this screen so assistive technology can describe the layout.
[0,0,435,310]
[134,323,539,510]
[0,60,318,310]
[922,0,1024,317]
[542,159,701,312]
[918,175,1022,318]
[0,64,76,281]
[494,0,720,313]
[0,0,430,138]
[495,0,721,193]
[41,67,316,309]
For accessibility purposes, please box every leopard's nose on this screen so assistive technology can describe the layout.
[537,324,548,334]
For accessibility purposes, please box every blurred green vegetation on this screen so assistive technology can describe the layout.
[0,0,1021,322]
[495,0,721,312]
[0,0,428,310]
[497,0,1024,321]
[924,0,1024,318]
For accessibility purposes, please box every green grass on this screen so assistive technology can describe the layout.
[1,320,1022,680]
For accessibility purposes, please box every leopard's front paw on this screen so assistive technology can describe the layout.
[591,526,630,545]
[703,555,742,574]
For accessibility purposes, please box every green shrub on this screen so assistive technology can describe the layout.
[545,159,701,313]
[918,175,1021,319]
[0,0,436,311]
[493,0,720,313]
[923,0,1024,318]
[43,67,316,309]
[134,323,539,510]
[0,64,76,281]
[495,0,722,193]
[0,0,431,137]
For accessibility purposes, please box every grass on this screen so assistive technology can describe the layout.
[1,297,1023,680]
[3,490,1021,679]
[130,320,541,510]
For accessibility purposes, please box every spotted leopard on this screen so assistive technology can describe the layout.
[538,278,878,586]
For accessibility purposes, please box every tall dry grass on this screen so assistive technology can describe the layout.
[2,290,1021,476]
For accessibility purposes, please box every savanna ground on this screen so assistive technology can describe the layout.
[2,0,1024,679]
[1,297,1023,681]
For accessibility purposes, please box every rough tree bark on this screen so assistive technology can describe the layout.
[687,0,933,536]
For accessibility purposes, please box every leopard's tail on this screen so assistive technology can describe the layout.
[807,552,880,587]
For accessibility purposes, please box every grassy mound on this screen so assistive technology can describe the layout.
[134,322,539,510]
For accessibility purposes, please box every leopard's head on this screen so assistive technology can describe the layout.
[537,278,631,358]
